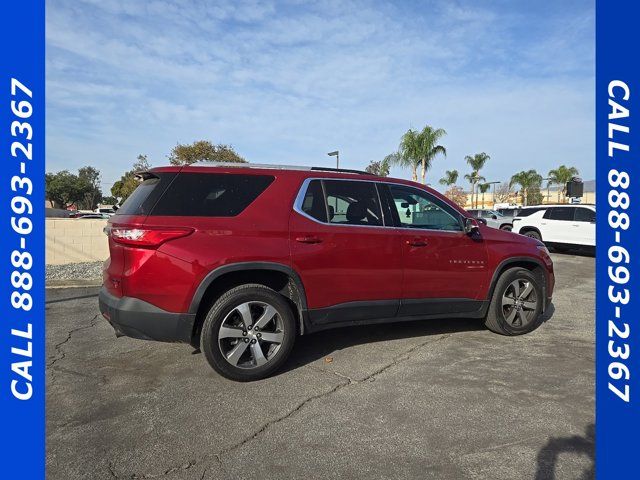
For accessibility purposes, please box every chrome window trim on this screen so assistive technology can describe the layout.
[292,177,465,234]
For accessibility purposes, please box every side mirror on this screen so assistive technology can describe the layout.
[491,214,497,220]
[464,217,480,234]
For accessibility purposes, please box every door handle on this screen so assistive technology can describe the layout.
[406,238,428,247]
[295,236,322,244]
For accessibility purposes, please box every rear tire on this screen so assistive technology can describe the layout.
[485,268,544,335]
[523,230,542,241]
[200,284,296,381]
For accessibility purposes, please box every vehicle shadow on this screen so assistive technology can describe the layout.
[282,303,556,374]
[281,316,485,374]
[534,423,594,479]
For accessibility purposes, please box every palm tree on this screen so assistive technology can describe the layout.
[547,165,580,203]
[416,126,447,184]
[464,172,485,208]
[387,126,447,183]
[478,183,491,209]
[465,152,490,208]
[510,170,543,206]
[439,169,459,187]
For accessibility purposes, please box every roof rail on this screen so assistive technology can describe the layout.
[188,162,374,175]
[310,166,374,175]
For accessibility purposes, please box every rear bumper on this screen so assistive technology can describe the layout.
[98,287,195,344]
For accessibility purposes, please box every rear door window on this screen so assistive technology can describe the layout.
[323,180,383,226]
[150,173,274,216]
[300,180,328,223]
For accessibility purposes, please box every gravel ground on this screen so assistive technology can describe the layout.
[46,261,104,281]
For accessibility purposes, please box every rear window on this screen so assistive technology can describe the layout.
[544,207,576,221]
[115,172,177,216]
[516,207,546,217]
[150,173,274,216]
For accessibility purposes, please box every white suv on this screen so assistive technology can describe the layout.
[512,205,595,249]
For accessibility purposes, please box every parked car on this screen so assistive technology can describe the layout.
[77,213,110,219]
[512,204,595,250]
[495,207,520,218]
[99,164,555,381]
[467,209,513,231]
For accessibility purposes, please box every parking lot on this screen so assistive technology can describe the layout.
[46,253,594,480]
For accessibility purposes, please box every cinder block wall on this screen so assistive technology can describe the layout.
[46,219,109,265]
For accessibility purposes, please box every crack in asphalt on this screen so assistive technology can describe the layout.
[48,315,100,382]
[210,333,453,472]
[105,333,452,479]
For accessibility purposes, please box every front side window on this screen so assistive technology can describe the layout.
[323,180,383,226]
[388,185,462,231]
[574,207,595,222]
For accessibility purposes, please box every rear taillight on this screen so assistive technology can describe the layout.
[105,226,193,247]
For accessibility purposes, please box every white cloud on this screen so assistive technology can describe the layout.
[45,0,594,187]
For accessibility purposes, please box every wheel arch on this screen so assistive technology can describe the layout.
[189,262,309,346]
[518,225,542,238]
[487,257,548,312]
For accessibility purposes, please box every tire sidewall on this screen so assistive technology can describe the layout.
[201,286,296,381]
[491,269,543,335]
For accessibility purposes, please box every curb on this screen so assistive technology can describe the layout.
[46,279,102,289]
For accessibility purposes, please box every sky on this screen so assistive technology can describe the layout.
[46,0,595,192]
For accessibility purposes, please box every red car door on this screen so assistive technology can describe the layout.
[382,183,490,317]
[290,178,403,325]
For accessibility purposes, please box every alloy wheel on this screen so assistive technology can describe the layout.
[500,279,538,328]
[218,301,284,369]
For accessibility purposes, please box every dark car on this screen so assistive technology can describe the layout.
[99,164,554,381]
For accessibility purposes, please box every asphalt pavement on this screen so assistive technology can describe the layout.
[46,253,594,479]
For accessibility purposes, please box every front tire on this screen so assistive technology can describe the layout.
[485,268,544,335]
[500,224,513,231]
[200,284,296,381]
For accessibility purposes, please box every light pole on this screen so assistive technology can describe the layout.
[327,150,339,169]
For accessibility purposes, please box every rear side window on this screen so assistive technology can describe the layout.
[150,173,274,216]
[116,172,177,216]
[544,207,576,221]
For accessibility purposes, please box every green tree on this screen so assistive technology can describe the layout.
[365,158,390,176]
[547,165,580,203]
[439,169,459,186]
[464,152,490,208]
[101,196,119,206]
[111,154,152,203]
[168,140,246,165]
[78,166,102,210]
[478,183,491,209]
[387,125,447,183]
[510,169,543,206]
[45,170,92,209]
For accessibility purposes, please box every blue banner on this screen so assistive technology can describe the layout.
[596,0,640,477]
[0,1,45,478]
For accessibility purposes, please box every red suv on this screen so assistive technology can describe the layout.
[99,164,554,381]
